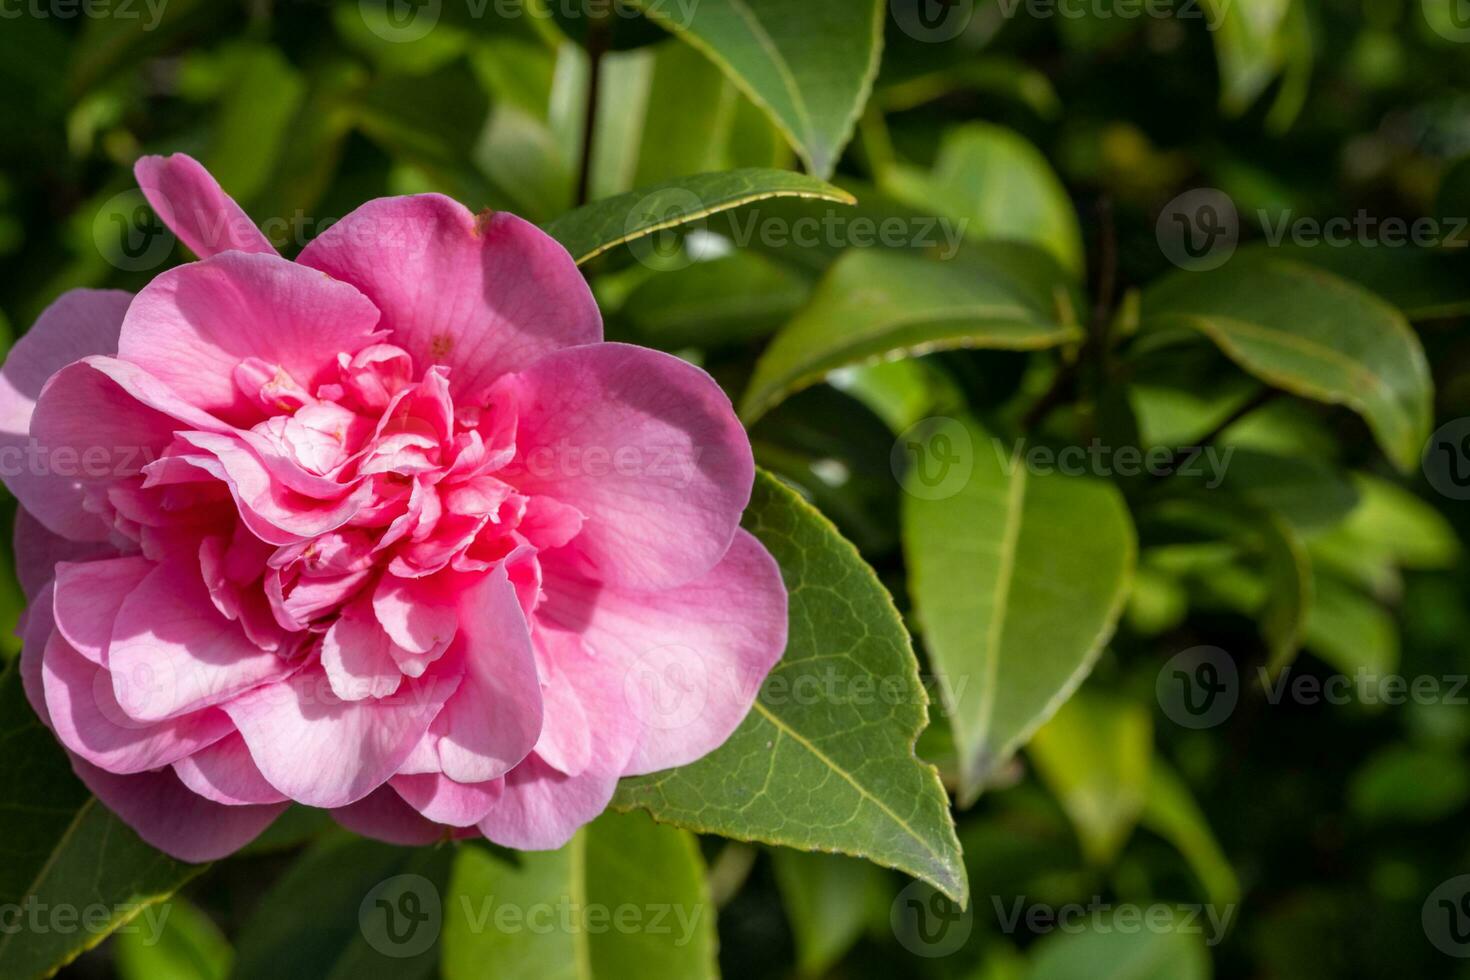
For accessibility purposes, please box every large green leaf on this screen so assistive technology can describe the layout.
[1023,915,1212,980]
[1141,254,1433,472]
[614,471,967,904]
[1235,242,1470,321]
[740,245,1083,422]
[1141,760,1241,912]
[115,896,232,980]
[232,834,452,980]
[0,668,204,980]
[880,123,1084,276]
[441,812,716,980]
[901,416,1136,805]
[542,169,854,265]
[1028,694,1153,866]
[631,0,884,178]
[771,851,887,976]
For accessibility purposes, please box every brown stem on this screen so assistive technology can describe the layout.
[575,16,612,208]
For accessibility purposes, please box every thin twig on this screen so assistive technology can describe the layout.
[575,16,611,208]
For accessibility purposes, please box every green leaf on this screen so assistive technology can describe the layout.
[114,896,231,980]
[771,851,887,976]
[441,812,716,980]
[232,834,452,980]
[901,416,1135,805]
[619,251,812,349]
[0,668,204,980]
[542,168,854,266]
[740,245,1083,423]
[614,471,968,905]
[1302,573,1399,677]
[1235,242,1470,321]
[880,123,1084,276]
[1141,761,1241,912]
[631,0,884,178]
[1141,254,1434,472]
[1022,913,1212,980]
[1348,745,1470,825]
[1028,694,1153,866]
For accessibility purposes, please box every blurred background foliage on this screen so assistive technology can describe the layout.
[2,0,1470,978]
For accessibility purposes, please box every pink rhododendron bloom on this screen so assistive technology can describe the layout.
[1,155,787,861]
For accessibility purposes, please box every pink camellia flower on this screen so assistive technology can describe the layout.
[0,155,787,860]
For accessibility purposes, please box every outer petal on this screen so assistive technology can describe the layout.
[172,732,288,806]
[390,773,502,827]
[223,663,461,808]
[0,290,131,507]
[421,569,542,784]
[42,631,232,774]
[117,251,383,423]
[71,756,285,862]
[134,153,276,259]
[22,356,229,540]
[499,344,754,590]
[108,560,295,723]
[297,197,600,395]
[52,556,153,664]
[14,508,115,601]
[331,786,451,846]
[538,529,787,776]
[476,629,639,850]
[19,581,57,726]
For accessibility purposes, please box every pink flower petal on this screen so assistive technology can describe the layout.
[477,629,639,850]
[108,559,295,723]
[373,573,458,655]
[172,732,288,806]
[297,196,600,395]
[422,568,542,784]
[331,786,451,846]
[530,656,591,778]
[71,755,286,862]
[538,529,787,775]
[14,508,115,601]
[0,291,131,506]
[133,153,276,259]
[224,663,461,808]
[390,772,502,827]
[42,631,232,774]
[321,598,403,701]
[20,581,57,726]
[117,251,383,423]
[52,556,153,664]
[498,343,754,590]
